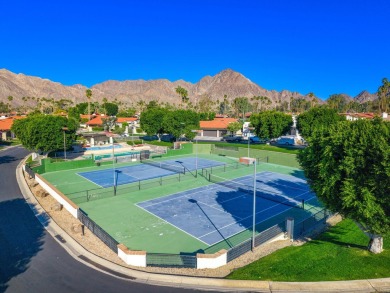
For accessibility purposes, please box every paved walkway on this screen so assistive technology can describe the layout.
[16,159,390,292]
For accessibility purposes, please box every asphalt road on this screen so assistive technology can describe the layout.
[0,146,204,293]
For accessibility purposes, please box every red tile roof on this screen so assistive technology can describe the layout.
[200,118,238,129]
[86,116,137,126]
[86,116,106,125]
[341,112,376,119]
[80,114,100,120]
[117,117,137,123]
[0,116,26,131]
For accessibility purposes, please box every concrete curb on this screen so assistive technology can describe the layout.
[16,159,390,293]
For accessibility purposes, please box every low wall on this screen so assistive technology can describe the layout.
[197,249,227,269]
[212,146,301,169]
[34,173,79,218]
[32,158,96,174]
[117,244,147,267]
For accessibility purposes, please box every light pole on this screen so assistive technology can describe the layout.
[252,159,257,251]
[131,122,134,146]
[247,135,250,157]
[191,130,199,177]
[112,138,116,195]
[62,127,68,160]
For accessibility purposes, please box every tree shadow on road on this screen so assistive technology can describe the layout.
[0,198,45,293]
[0,155,18,165]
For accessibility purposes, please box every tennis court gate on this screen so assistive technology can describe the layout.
[226,221,286,262]
[77,208,119,253]
[293,209,331,239]
[146,253,197,268]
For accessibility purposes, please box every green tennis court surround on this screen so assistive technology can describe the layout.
[38,146,325,263]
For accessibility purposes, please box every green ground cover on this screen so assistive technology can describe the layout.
[144,140,173,147]
[0,139,21,148]
[227,219,390,281]
[42,153,323,254]
[204,141,301,154]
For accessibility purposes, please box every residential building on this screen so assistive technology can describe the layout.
[199,118,239,138]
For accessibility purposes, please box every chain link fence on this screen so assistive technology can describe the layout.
[146,253,197,268]
[227,221,286,262]
[77,208,119,253]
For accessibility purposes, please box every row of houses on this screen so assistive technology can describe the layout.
[1,112,389,142]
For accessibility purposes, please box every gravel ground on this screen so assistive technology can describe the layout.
[24,172,341,278]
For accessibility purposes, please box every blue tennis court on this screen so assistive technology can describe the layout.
[137,171,316,246]
[77,164,176,188]
[77,157,225,188]
[144,157,225,172]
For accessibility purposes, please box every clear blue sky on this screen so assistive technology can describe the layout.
[1,0,389,100]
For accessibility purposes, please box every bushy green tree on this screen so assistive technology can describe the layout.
[162,109,200,140]
[298,118,390,253]
[227,121,242,134]
[326,94,348,112]
[102,102,119,116]
[199,112,216,121]
[74,102,89,115]
[233,97,251,119]
[68,106,82,122]
[140,107,167,139]
[250,111,292,139]
[11,115,77,152]
[296,106,345,139]
[117,108,136,117]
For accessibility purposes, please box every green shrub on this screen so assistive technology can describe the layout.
[127,140,143,145]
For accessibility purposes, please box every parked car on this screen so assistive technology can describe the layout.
[249,136,266,144]
[276,136,296,146]
[142,135,159,141]
[161,134,176,142]
[223,135,243,143]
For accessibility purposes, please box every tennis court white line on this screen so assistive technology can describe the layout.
[196,194,282,241]
[182,193,249,221]
[198,200,293,246]
[197,192,317,245]
[135,204,210,245]
[135,173,315,246]
[136,183,223,207]
[137,183,292,245]
[75,172,105,188]
[220,175,309,204]
[256,171,310,192]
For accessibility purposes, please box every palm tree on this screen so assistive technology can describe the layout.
[86,89,92,120]
[7,96,13,113]
[378,78,390,113]
[175,86,189,105]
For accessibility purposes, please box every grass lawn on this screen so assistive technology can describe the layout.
[135,140,300,154]
[143,140,175,147]
[202,141,300,154]
[0,139,21,149]
[227,219,390,281]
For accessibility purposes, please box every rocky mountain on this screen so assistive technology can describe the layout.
[354,90,378,103]
[0,68,376,109]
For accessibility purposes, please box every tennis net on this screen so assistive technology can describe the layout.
[141,159,186,174]
[209,173,304,209]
